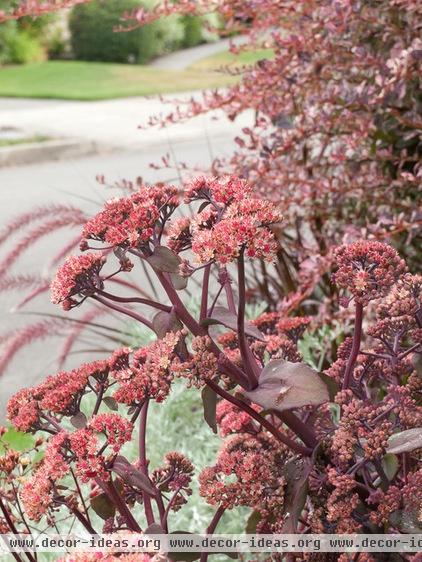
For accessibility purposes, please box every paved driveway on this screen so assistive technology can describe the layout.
[0,93,252,152]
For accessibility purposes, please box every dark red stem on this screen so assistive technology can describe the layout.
[139,401,155,527]
[158,271,251,389]
[237,252,260,386]
[220,266,236,313]
[97,289,171,312]
[200,505,226,562]
[206,379,311,456]
[93,294,153,330]
[69,505,97,535]
[96,478,142,532]
[342,301,364,390]
[0,495,28,562]
[276,411,317,449]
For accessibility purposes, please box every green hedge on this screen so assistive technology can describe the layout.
[69,0,184,64]
[0,6,53,65]
[180,15,204,48]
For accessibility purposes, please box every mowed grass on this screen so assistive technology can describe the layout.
[0,49,273,101]
[0,60,235,100]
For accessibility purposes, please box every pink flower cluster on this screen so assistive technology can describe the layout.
[7,387,40,432]
[377,273,422,319]
[112,332,180,404]
[184,175,252,205]
[7,334,182,436]
[16,414,133,519]
[21,432,69,521]
[190,198,282,265]
[216,401,260,437]
[172,336,217,388]
[330,398,393,467]
[37,363,105,414]
[254,334,301,362]
[82,184,178,248]
[326,469,360,533]
[69,414,133,482]
[216,312,307,366]
[370,469,422,527]
[167,175,283,265]
[199,433,286,526]
[152,452,194,512]
[7,360,110,429]
[276,316,311,342]
[333,241,407,304]
[50,253,106,310]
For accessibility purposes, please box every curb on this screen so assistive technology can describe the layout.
[0,138,104,168]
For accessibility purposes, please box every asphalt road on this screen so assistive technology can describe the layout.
[0,135,236,416]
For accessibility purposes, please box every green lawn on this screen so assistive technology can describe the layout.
[0,49,273,101]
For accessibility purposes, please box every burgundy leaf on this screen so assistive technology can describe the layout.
[244,359,329,412]
[153,310,183,338]
[203,306,265,341]
[112,455,156,496]
[70,412,87,429]
[201,386,217,434]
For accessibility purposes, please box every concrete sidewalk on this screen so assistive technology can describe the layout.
[150,36,247,70]
[0,93,252,156]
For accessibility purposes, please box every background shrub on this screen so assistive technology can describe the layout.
[69,0,184,64]
[0,3,54,64]
[180,15,204,48]
[0,23,43,64]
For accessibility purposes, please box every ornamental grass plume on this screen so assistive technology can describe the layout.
[0,175,420,562]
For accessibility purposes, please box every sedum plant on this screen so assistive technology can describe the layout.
[1,176,421,562]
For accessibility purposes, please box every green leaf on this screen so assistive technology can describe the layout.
[329,403,341,425]
[147,246,181,273]
[170,272,188,291]
[201,386,217,434]
[317,372,339,401]
[412,354,422,378]
[382,453,399,481]
[91,493,116,520]
[1,427,35,452]
[390,509,422,533]
[244,359,329,412]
